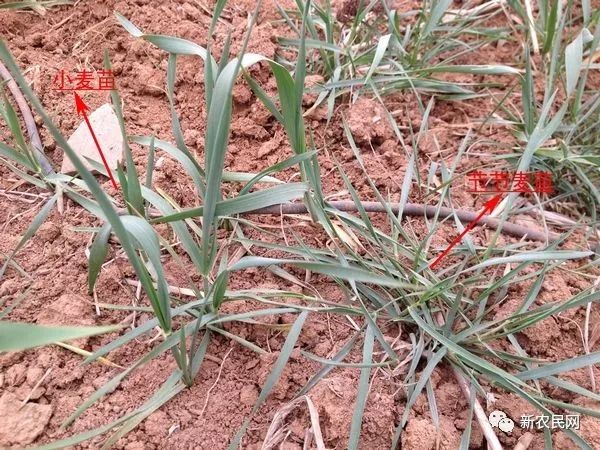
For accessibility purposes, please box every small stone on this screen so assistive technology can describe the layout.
[245,358,259,370]
[111,62,123,75]
[0,279,19,297]
[0,392,53,447]
[28,387,46,401]
[346,97,393,146]
[141,81,164,97]
[239,384,259,406]
[37,222,61,242]
[232,84,252,104]
[37,352,53,368]
[257,140,278,158]
[26,367,44,386]
[183,129,201,146]
[26,33,43,47]
[61,104,124,175]
[43,36,58,51]
[0,352,21,369]
[401,418,437,449]
[7,363,27,386]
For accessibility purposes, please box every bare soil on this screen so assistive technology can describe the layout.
[0,1,599,449]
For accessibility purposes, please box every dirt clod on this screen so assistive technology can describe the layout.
[401,418,437,449]
[239,384,259,406]
[0,392,53,447]
[346,98,393,146]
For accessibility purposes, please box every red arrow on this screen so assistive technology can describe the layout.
[429,194,503,269]
[73,93,118,190]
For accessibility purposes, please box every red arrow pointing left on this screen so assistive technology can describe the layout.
[429,194,503,269]
[74,92,118,190]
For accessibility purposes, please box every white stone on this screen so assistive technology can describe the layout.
[61,103,124,174]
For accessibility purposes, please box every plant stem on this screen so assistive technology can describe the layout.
[249,200,558,242]
[132,200,559,243]
[0,60,54,176]
[434,311,502,450]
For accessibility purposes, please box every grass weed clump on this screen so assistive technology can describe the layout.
[276,0,522,120]
[511,4,600,219]
[0,0,599,448]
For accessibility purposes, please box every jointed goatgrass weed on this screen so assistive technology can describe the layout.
[0,0,599,448]
[276,0,522,121]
